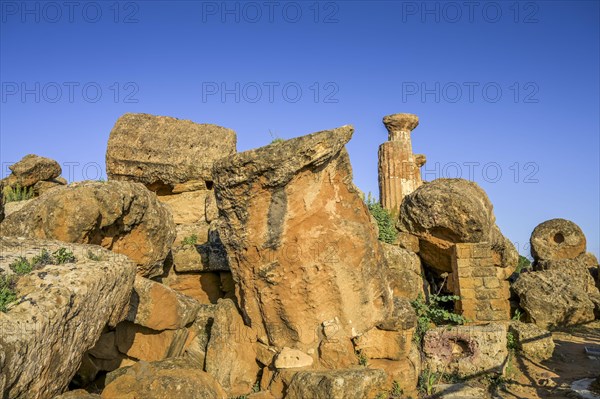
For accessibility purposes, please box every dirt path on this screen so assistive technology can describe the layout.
[498,321,600,399]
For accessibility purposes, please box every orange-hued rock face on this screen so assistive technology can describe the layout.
[213,126,392,359]
[0,180,175,278]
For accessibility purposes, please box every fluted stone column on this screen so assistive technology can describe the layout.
[378,113,421,214]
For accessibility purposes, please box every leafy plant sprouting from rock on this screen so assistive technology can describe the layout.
[515,255,532,274]
[417,368,439,396]
[355,349,369,366]
[182,234,198,246]
[32,249,54,267]
[53,248,76,264]
[375,381,404,399]
[0,274,17,312]
[9,257,33,275]
[365,192,398,244]
[506,331,517,351]
[411,274,467,344]
[3,184,34,203]
[268,129,284,144]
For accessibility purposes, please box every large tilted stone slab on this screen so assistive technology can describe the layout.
[102,357,227,399]
[0,237,136,399]
[205,299,259,397]
[0,181,175,278]
[126,276,201,330]
[212,126,392,355]
[285,369,387,399]
[106,113,236,190]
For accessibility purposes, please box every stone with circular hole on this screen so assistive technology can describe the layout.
[530,218,586,261]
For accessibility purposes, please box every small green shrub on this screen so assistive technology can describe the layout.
[390,380,404,398]
[356,349,368,366]
[270,138,284,144]
[9,257,32,275]
[182,234,198,246]
[3,184,34,203]
[32,249,53,267]
[512,309,523,321]
[53,248,76,264]
[365,192,397,244]
[418,368,439,396]
[0,275,17,313]
[506,331,517,351]
[515,255,532,274]
[411,293,467,344]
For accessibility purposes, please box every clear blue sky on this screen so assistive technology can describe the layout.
[1,1,599,257]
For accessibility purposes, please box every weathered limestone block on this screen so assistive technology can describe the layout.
[536,255,600,294]
[353,328,411,360]
[377,297,417,332]
[101,358,227,399]
[422,323,508,378]
[370,344,421,398]
[0,237,136,399]
[530,218,586,261]
[213,125,392,354]
[3,198,33,217]
[378,113,421,214]
[32,178,66,196]
[54,390,102,399]
[256,343,278,367]
[182,304,216,366]
[161,269,224,304]
[4,154,61,188]
[396,231,420,253]
[285,369,387,399]
[0,181,175,278]
[509,321,554,361]
[399,178,494,244]
[513,268,596,329]
[126,276,201,330]
[382,243,425,300]
[114,321,190,361]
[274,347,314,369]
[171,222,229,273]
[157,190,209,225]
[205,191,219,222]
[106,113,236,191]
[318,338,357,369]
[205,299,259,397]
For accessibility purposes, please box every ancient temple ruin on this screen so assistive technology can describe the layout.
[378,113,425,214]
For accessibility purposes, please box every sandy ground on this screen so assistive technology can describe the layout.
[496,321,600,399]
